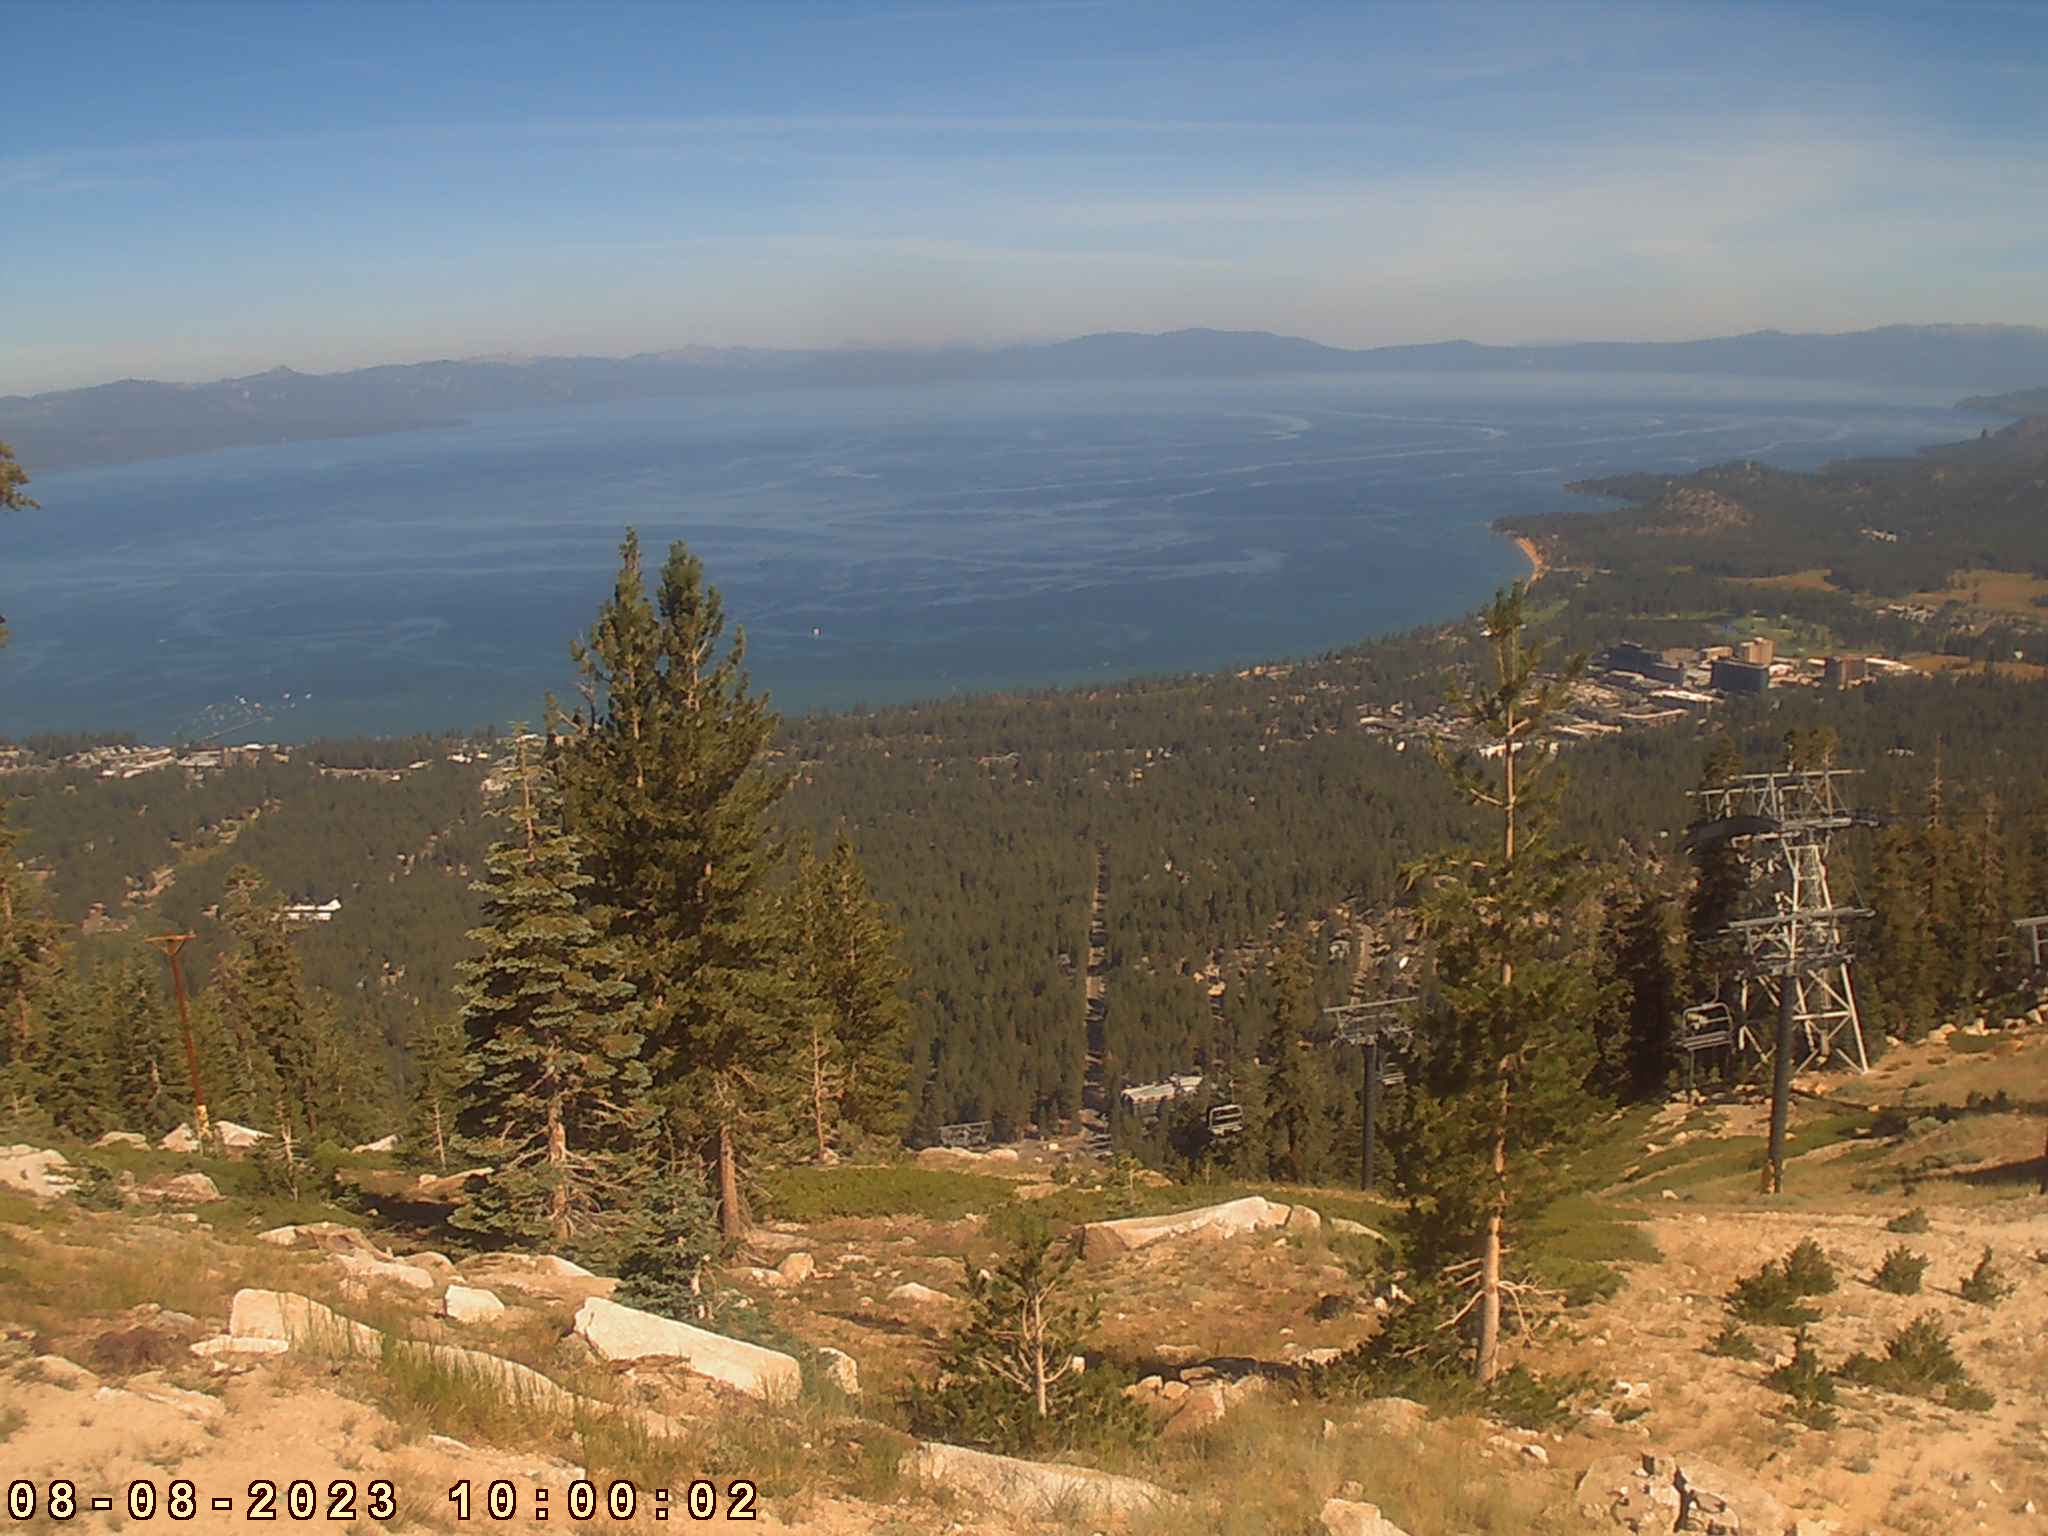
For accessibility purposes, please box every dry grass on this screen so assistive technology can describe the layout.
[1733,567,1840,593]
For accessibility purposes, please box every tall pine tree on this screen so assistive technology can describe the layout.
[454,735,650,1250]
[554,531,796,1237]
[793,832,913,1159]
[1396,583,1617,1383]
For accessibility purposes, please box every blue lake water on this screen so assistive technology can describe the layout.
[1,371,1980,742]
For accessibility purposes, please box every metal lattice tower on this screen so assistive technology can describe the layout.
[1695,769,1872,1074]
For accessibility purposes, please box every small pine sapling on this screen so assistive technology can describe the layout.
[1958,1247,2011,1307]
[1763,1327,1838,1429]
[1871,1245,1927,1295]
[1885,1206,1930,1234]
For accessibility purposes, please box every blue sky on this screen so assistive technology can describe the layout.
[8,0,2047,392]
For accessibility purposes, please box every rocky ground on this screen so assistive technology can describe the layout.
[2,1026,2043,1534]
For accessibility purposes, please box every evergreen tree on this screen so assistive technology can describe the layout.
[406,1011,471,1170]
[1396,583,1618,1383]
[33,970,113,1137]
[792,832,913,1158]
[1260,934,1322,1182]
[554,531,796,1237]
[453,736,650,1250]
[1683,730,1747,1007]
[0,441,33,515]
[0,803,64,1120]
[99,955,186,1137]
[906,1223,1151,1456]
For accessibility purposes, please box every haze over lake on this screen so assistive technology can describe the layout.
[3,372,1979,742]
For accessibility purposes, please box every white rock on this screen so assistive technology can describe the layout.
[404,1250,459,1277]
[1319,1497,1414,1536]
[443,1285,507,1323]
[572,1296,801,1401]
[818,1346,861,1395]
[890,1281,952,1306]
[984,1147,1021,1163]
[159,1125,200,1152]
[190,1334,290,1358]
[532,1254,594,1278]
[0,1145,75,1199]
[153,1172,222,1203]
[776,1251,816,1284]
[1521,1443,1550,1466]
[256,1225,301,1247]
[1284,1204,1323,1235]
[229,1289,382,1354]
[905,1441,1170,1517]
[215,1121,270,1149]
[125,1382,225,1421]
[1661,1189,1679,1201]
[1080,1196,1293,1258]
[352,1133,399,1153]
[333,1253,436,1292]
[728,1265,787,1287]
[94,1131,148,1149]
[1328,1217,1386,1241]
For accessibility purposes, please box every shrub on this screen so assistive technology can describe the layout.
[1762,1328,1837,1429]
[1871,1245,1926,1295]
[1840,1315,1992,1411]
[1958,1248,2012,1307]
[904,1223,1153,1458]
[1303,1278,1586,1429]
[1726,1244,1838,1326]
[610,1173,723,1322]
[1885,1207,1930,1234]
[1705,1323,1759,1361]
[1780,1238,1838,1296]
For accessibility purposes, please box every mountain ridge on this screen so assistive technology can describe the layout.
[12,323,2048,473]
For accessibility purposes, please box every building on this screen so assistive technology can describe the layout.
[1604,642,1687,686]
[281,898,343,923]
[1822,655,1868,689]
[1710,658,1772,695]
[1739,637,1776,667]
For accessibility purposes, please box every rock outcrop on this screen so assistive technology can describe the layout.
[442,1285,506,1323]
[1080,1195,1292,1258]
[333,1253,436,1292]
[1576,1451,1790,1535]
[0,1145,75,1200]
[572,1296,801,1401]
[817,1346,861,1396]
[1320,1499,1414,1536]
[904,1441,1171,1517]
[889,1281,952,1306]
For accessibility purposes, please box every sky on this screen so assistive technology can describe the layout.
[7,0,2048,394]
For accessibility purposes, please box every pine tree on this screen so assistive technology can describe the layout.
[33,970,114,1137]
[1260,934,1321,1182]
[407,1011,471,1170]
[793,833,913,1159]
[1683,730,1747,1006]
[0,802,64,1121]
[99,956,185,1138]
[554,531,796,1237]
[1397,583,1617,1384]
[213,867,322,1140]
[452,735,650,1250]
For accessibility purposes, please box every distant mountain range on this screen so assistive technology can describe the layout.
[9,323,2048,473]
[1959,384,2048,417]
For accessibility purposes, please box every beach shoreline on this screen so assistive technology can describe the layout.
[1513,534,1548,585]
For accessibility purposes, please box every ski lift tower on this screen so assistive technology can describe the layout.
[1692,768,1875,1074]
[1322,995,1418,1192]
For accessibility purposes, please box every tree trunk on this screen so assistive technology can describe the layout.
[717,1119,746,1240]
[1030,1295,1049,1418]
[431,1099,448,1170]
[812,1019,831,1162]
[547,1093,570,1245]
[1476,1068,1509,1384]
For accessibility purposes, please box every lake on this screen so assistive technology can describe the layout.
[1,371,1979,742]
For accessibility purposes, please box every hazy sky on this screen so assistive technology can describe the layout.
[8,0,2047,394]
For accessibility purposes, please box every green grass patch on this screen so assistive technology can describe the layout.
[1522,1192,1659,1305]
[760,1165,1018,1222]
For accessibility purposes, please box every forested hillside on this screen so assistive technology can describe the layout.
[9,423,2048,1179]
